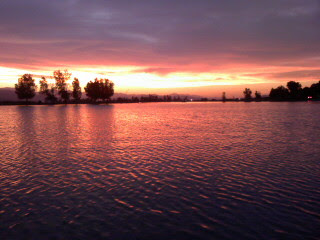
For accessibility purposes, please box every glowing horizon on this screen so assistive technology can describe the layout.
[1,64,319,97]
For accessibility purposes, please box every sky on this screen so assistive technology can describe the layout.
[0,0,319,97]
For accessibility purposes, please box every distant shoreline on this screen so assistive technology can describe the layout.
[1,99,319,106]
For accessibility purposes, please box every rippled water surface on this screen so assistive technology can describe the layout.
[1,102,320,239]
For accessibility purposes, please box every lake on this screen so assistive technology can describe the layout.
[0,102,319,239]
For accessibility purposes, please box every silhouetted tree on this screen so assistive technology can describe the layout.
[302,87,311,99]
[263,80,320,101]
[243,88,252,101]
[72,78,82,102]
[61,90,70,102]
[46,88,57,103]
[173,95,181,101]
[164,95,172,102]
[39,77,49,95]
[269,86,289,100]
[222,92,226,102]
[85,78,114,102]
[15,74,37,102]
[255,91,262,101]
[287,81,302,100]
[85,79,100,102]
[39,77,57,103]
[99,78,114,102]
[309,81,320,99]
[131,96,139,102]
[54,69,71,102]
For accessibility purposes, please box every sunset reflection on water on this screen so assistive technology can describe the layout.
[0,102,319,239]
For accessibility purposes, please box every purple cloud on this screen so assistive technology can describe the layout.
[0,0,319,73]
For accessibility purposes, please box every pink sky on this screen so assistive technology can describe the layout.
[0,0,319,97]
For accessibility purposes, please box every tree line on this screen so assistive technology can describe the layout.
[14,71,320,103]
[269,81,320,101]
[15,70,114,103]
[223,80,320,102]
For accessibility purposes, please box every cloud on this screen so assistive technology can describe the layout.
[0,0,319,76]
[245,69,320,80]
[133,67,177,76]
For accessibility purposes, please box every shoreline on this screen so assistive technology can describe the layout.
[1,99,319,106]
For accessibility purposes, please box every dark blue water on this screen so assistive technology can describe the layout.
[0,102,319,239]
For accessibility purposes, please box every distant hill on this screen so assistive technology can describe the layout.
[0,88,19,101]
[0,87,204,102]
[0,88,45,102]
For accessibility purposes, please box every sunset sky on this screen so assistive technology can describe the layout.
[0,0,319,97]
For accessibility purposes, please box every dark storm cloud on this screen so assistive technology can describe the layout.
[0,0,319,70]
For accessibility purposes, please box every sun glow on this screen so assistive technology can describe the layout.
[0,65,255,90]
[2,64,314,97]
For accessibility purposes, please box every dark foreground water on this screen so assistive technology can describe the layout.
[0,102,320,239]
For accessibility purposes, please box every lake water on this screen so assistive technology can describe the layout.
[0,102,319,239]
